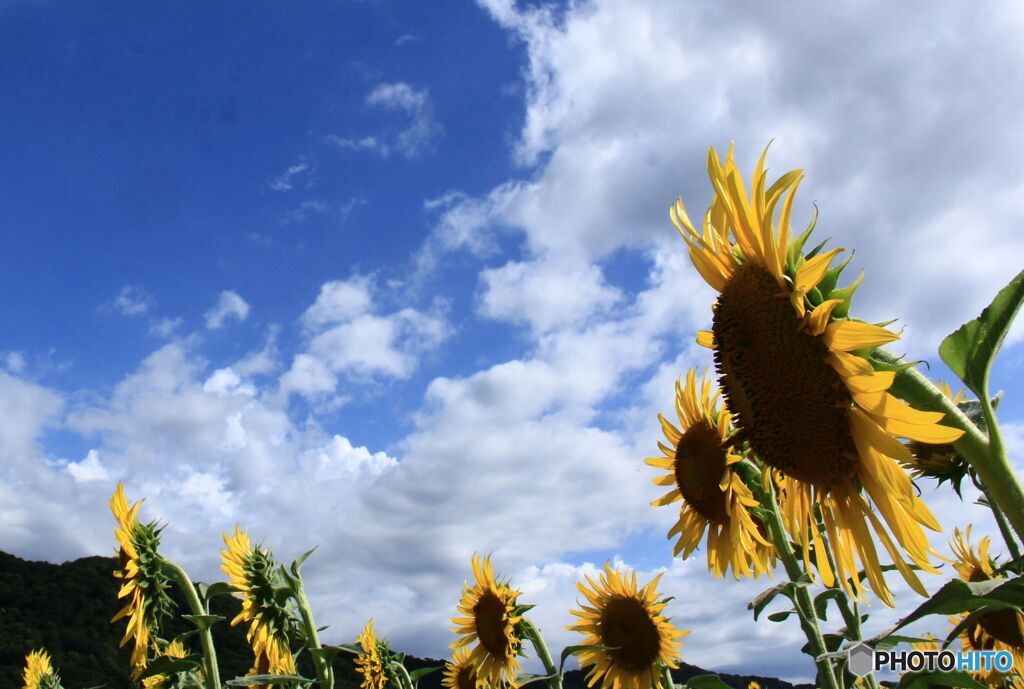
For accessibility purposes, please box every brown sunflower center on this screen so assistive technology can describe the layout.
[674,422,729,524]
[978,609,1024,650]
[712,262,857,489]
[474,590,511,657]
[456,664,478,689]
[598,595,662,673]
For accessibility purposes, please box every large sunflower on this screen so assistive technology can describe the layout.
[451,554,524,689]
[948,526,1024,688]
[22,650,60,689]
[671,145,964,605]
[110,483,174,678]
[355,619,389,689]
[646,368,774,579]
[568,563,688,689]
[442,647,481,689]
[220,526,296,679]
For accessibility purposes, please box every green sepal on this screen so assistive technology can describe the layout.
[939,267,1024,397]
[826,270,864,319]
[226,675,312,686]
[684,675,733,689]
[786,207,819,268]
[803,237,831,260]
[816,250,855,297]
[895,671,987,689]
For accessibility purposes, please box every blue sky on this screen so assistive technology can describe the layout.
[3,0,1024,683]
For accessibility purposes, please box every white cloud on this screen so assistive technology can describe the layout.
[325,82,442,159]
[149,317,182,338]
[302,277,374,330]
[204,290,251,329]
[4,351,25,373]
[66,449,110,483]
[269,162,310,192]
[282,277,450,400]
[112,285,155,316]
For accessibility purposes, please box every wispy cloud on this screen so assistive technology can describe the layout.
[268,161,311,192]
[325,82,442,159]
[111,285,155,317]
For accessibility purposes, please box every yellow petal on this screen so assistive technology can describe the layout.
[824,321,899,352]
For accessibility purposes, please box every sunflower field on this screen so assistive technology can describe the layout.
[19,146,1024,689]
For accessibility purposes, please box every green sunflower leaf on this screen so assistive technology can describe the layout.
[200,581,237,603]
[683,674,733,689]
[318,642,364,657]
[895,670,987,689]
[939,268,1024,397]
[748,581,796,620]
[407,667,443,682]
[559,644,617,675]
[515,673,560,687]
[134,656,202,681]
[226,675,312,686]
[767,610,795,622]
[181,614,224,632]
[813,589,843,621]
[866,575,1024,645]
[290,546,318,578]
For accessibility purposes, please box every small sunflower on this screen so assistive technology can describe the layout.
[110,483,175,678]
[22,650,61,689]
[355,619,389,689]
[903,381,970,492]
[646,369,774,579]
[671,145,964,606]
[443,647,481,689]
[948,526,1024,687]
[451,554,524,689]
[221,526,297,679]
[568,563,688,689]
[141,640,189,689]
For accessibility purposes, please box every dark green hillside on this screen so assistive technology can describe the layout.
[0,551,809,689]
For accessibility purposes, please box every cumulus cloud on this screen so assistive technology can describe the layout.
[281,276,450,400]
[204,290,251,329]
[325,81,442,159]
[65,449,110,483]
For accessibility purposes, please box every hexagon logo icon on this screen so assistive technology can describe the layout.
[847,643,875,678]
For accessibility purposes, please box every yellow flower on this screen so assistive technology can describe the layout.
[355,619,389,689]
[948,526,1024,687]
[451,554,524,689]
[110,483,174,678]
[443,647,482,689]
[221,526,296,679]
[22,650,59,689]
[747,683,761,689]
[903,381,970,490]
[568,563,688,689]
[646,369,774,579]
[671,145,964,606]
[141,640,188,689]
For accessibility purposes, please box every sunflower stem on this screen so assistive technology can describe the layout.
[874,347,1024,545]
[162,560,221,689]
[971,470,1024,570]
[660,664,676,689]
[392,660,415,689]
[814,523,877,689]
[519,619,562,689]
[762,485,840,689]
[292,575,334,689]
